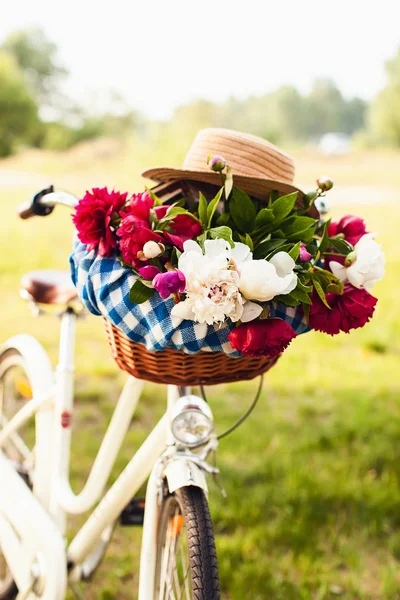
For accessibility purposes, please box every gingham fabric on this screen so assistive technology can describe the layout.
[70,241,310,357]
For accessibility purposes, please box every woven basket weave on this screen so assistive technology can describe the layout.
[103,318,278,386]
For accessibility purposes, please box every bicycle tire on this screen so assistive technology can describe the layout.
[155,485,220,600]
[0,347,34,600]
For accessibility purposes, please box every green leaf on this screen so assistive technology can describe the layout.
[224,165,233,198]
[297,280,313,294]
[198,192,208,228]
[274,293,301,307]
[271,192,298,220]
[238,233,254,251]
[244,233,254,251]
[287,226,315,243]
[280,215,316,235]
[288,241,301,261]
[196,231,207,250]
[327,237,354,255]
[229,188,257,233]
[313,279,331,309]
[129,280,155,304]
[326,281,344,294]
[291,286,312,304]
[317,223,330,257]
[254,238,287,259]
[216,212,231,226]
[254,208,274,228]
[207,188,224,229]
[208,226,234,247]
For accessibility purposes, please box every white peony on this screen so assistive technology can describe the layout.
[238,251,298,301]
[171,239,261,325]
[329,233,385,290]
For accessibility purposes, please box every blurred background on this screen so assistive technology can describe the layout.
[1,2,400,598]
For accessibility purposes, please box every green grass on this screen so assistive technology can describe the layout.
[0,149,400,598]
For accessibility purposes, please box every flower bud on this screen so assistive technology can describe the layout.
[317,176,334,192]
[208,154,226,173]
[344,250,357,267]
[142,241,165,259]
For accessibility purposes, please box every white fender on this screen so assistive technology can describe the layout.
[0,450,67,599]
[164,458,208,495]
[0,334,54,509]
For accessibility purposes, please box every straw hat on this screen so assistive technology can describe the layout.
[142,128,307,206]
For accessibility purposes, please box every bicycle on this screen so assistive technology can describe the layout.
[0,187,234,600]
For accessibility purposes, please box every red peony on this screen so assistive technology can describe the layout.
[117,214,163,267]
[124,191,154,221]
[73,187,127,256]
[228,319,297,358]
[328,215,367,247]
[163,214,203,250]
[308,284,377,335]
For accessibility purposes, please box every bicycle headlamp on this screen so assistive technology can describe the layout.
[170,396,214,447]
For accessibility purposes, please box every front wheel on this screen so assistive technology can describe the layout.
[155,486,220,600]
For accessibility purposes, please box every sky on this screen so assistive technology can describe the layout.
[1,0,400,119]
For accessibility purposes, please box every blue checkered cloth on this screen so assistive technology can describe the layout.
[70,241,310,357]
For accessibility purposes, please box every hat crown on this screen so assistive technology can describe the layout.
[182,128,295,185]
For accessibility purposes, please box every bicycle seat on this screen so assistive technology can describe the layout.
[20,270,77,305]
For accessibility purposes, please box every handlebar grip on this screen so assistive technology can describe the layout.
[17,201,35,220]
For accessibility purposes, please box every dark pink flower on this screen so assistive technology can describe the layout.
[228,319,297,358]
[154,205,169,219]
[138,265,161,280]
[328,215,367,247]
[117,214,163,267]
[153,270,186,299]
[309,284,377,335]
[124,191,154,221]
[73,187,127,256]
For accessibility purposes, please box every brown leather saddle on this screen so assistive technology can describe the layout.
[20,270,77,305]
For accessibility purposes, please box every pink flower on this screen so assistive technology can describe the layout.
[138,265,160,280]
[308,284,377,335]
[73,187,127,256]
[328,215,367,247]
[228,319,297,358]
[153,270,186,299]
[117,214,163,267]
[124,191,154,221]
[299,243,312,262]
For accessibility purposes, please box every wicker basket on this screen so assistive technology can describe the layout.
[103,318,278,386]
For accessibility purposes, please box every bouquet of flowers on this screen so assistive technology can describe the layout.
[72,155,385,360]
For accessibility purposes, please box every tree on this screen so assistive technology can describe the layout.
[368,47,400,146]
[0,52,38,156]
[2,27,68,106]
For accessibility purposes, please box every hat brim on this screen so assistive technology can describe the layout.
[142,167,318,216]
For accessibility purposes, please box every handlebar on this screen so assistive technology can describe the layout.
[17,186,79,220]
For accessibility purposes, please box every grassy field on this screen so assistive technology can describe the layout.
[0,145,400,598]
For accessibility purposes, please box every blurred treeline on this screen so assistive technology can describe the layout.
[1,27,400,158]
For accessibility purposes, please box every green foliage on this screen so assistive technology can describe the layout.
[229,188,256,233]
[0,52,38,156]
[129,280,154,304]
[1,26,67,103]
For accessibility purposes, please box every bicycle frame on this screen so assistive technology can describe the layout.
[0,307,216,599]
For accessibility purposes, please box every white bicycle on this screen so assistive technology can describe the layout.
[0,187,264,599]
